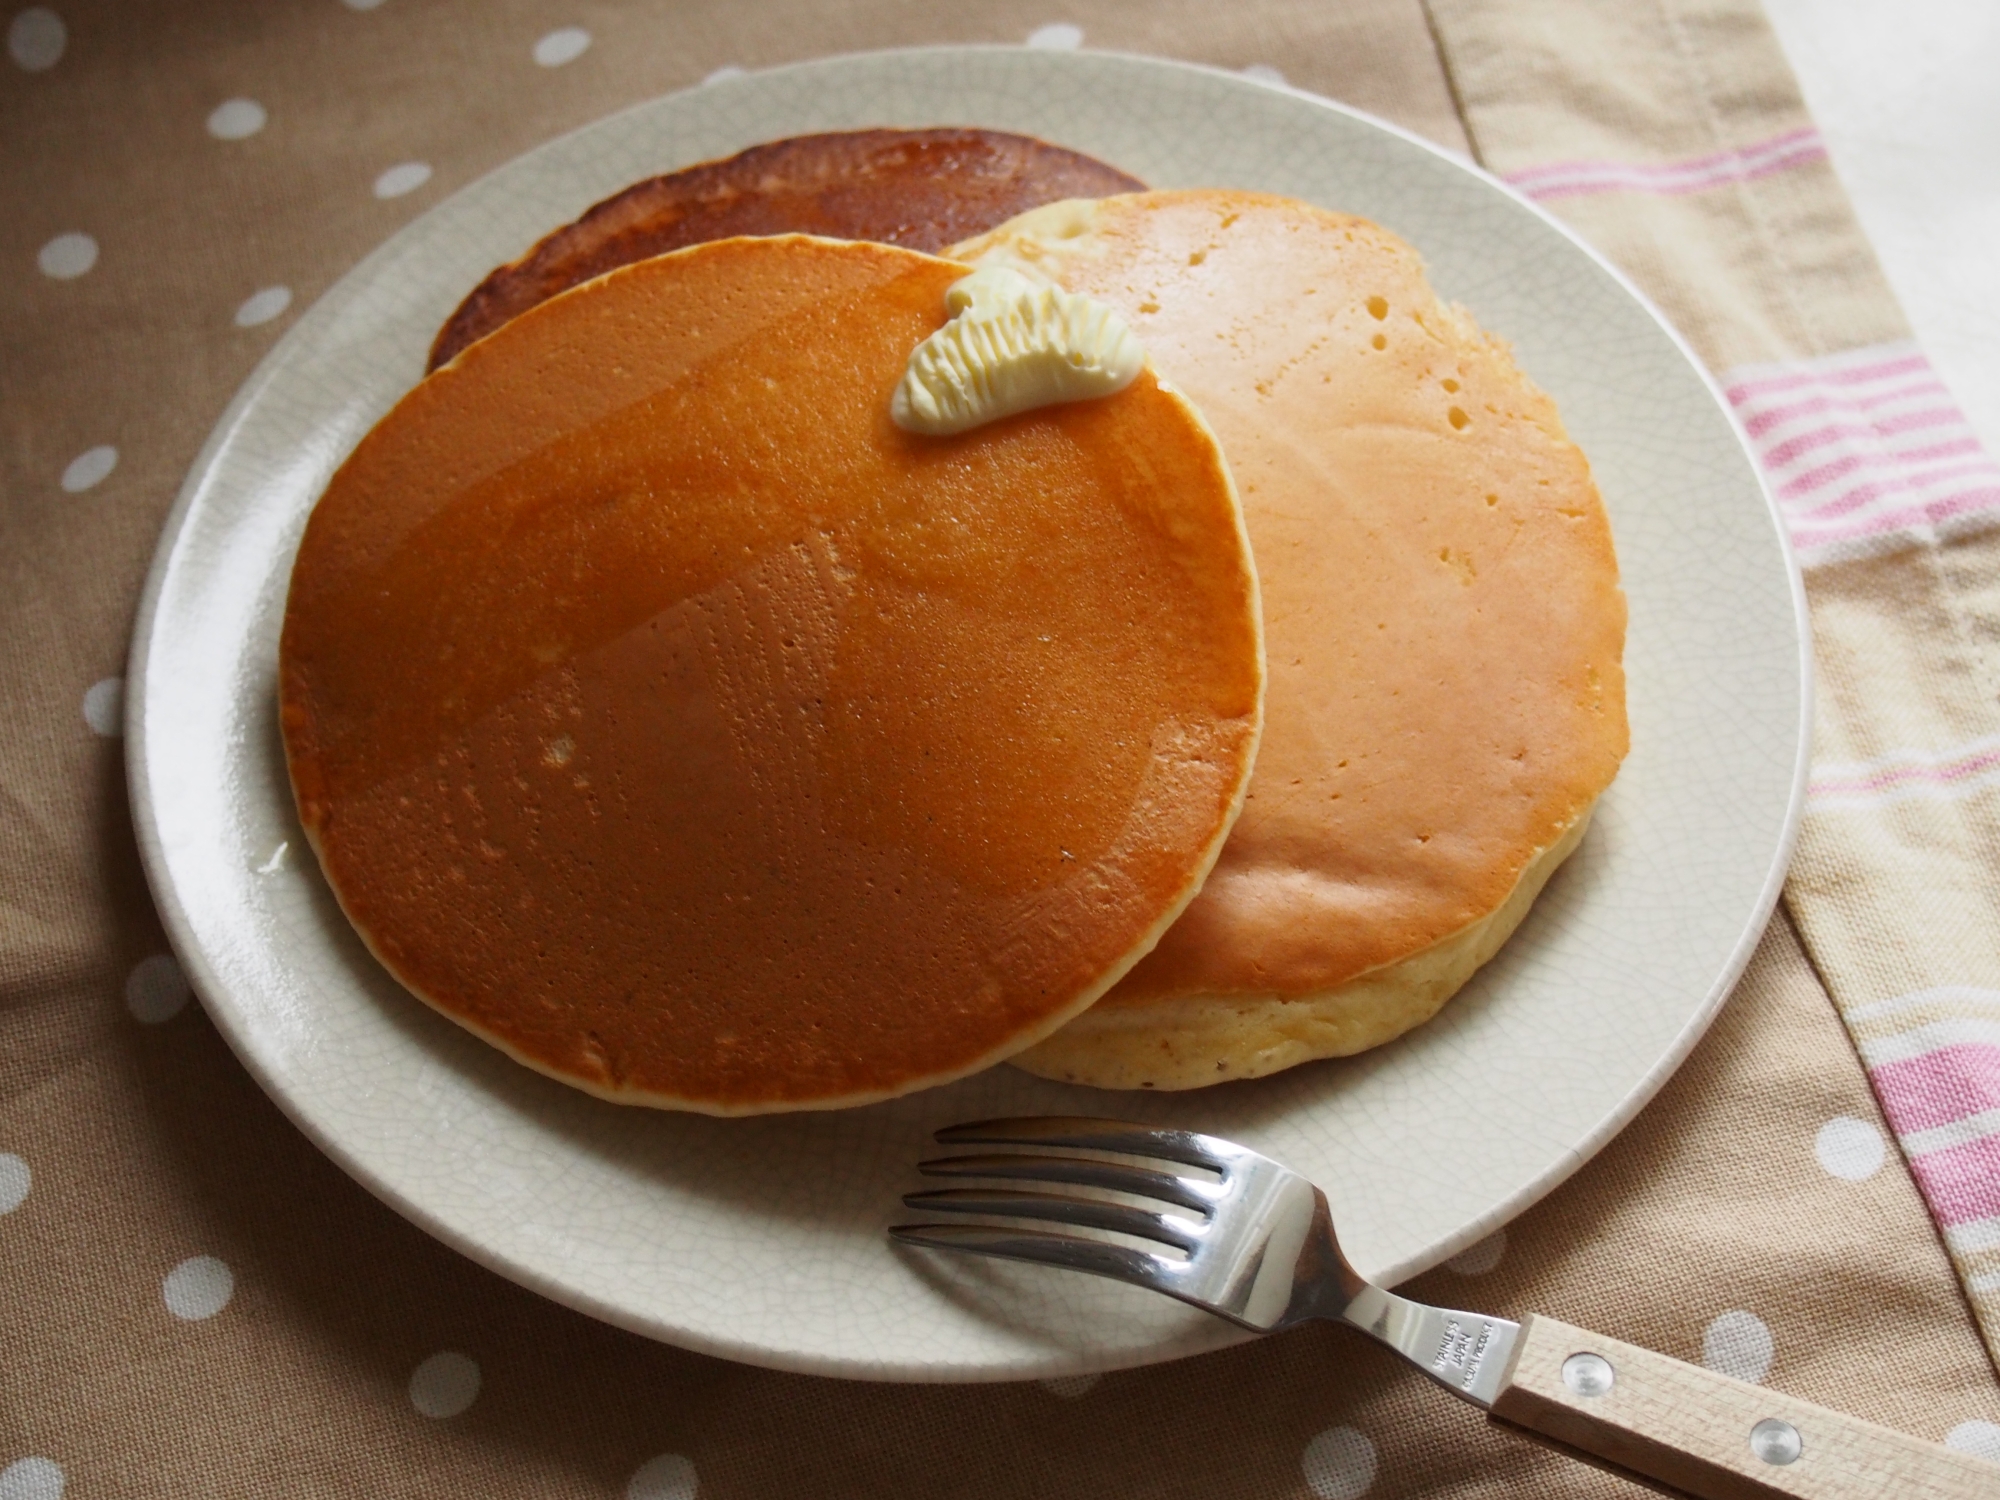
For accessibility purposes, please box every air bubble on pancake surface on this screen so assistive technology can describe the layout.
[1366,295,1389,319]
[1035,199,1097,240]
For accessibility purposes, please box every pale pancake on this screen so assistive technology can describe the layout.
[280,235,1264,1115]
[953,192,1628,1088]
[1014,809,1591,1088]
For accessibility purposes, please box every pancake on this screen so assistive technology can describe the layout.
[280,234,1264,1115]
[952,192,1628,1088]
[427,129,1146,371]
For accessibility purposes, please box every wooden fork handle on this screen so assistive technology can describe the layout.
[1487,1314,1997,1499]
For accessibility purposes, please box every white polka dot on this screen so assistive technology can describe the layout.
[625,1453,698,1500]
[533,26,589,67]
[82,675,122,736]
[701,64,744,86]
[1026,23,1082,49]
[1243,64,1286,86]
[1302,1425,1376,1500]
[37,231,96,279]
[162,1254,235,1319]
[0,1457,65,1500]
[1702,1310,1774,1383]
[234,285,291,327]
[1039,1373,1100,1398]
[1444,1228,1506,1275]
[206,97,266,140]
[409,1351,480,1418]
[7,7,64,71]
[0,1153,29,1214]
[1814,1115,1885,1181]
[60,444,116,493]
[125,953,191,1024]
[1946,1420,2000,1463]
[373,161,431,199]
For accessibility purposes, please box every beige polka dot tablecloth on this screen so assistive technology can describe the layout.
[6,0,2000,1495]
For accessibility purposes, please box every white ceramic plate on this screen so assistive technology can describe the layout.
[128,48,1809,1382]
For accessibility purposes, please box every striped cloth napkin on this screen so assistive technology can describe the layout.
[1431,0,2000,1361]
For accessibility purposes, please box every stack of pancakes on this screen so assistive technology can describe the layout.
[280,129,1626,1114]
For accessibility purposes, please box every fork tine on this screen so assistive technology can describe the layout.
[918,1152,1218,1213]
[902,1186,1199,1250]
[890,1221,1186,1296]
[933,1116,1232,1170]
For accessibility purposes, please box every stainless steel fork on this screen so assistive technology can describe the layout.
[892,1117,1995,1500]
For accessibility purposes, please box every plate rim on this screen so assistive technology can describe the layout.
[124,43,1813,1382]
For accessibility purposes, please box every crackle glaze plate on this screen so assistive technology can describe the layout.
[128,48,1809,1382]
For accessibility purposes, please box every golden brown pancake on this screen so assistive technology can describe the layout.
[281,235,1264,1114]
[953,192,1628,1088]
[428,129,1146,371]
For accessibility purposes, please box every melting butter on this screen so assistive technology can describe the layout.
[891,266,1144,436]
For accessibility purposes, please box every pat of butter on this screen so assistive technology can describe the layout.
[891,266,1144,435]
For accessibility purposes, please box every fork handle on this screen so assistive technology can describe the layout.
[1487,1314,1994,1498]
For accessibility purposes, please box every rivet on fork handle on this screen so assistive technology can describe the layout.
[1490,1315,1990,1499]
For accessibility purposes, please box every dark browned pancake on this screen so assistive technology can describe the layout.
[426,128,1145,371]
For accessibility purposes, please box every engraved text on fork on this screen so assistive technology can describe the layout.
[1433,1317,1500,1392]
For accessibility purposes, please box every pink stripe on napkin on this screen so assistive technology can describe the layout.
[1724,350,1930,405]
[1723,342,2000,566]
[1739,375,1952,439]
[1811,745,2000,806]
[1871,1044,2000,1136]
[1910,1133,2000,1227]
[1779,445,1987,507]
[1787,487,2000,555]
[1505,126,1826,202]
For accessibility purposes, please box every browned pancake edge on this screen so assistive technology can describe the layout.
[427,128,1146,371]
